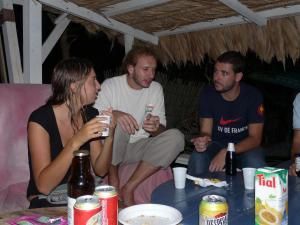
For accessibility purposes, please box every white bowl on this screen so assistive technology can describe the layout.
[118,204,183,225]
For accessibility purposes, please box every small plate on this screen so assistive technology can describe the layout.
[118,204,183,225]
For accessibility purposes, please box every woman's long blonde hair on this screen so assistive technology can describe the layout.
[47,58,94,131]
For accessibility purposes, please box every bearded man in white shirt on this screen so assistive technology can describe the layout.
[94,46,184,206]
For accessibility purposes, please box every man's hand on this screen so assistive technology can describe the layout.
[142,114,160,133]
[209,149,227,172]
[191,136,211,152]
[289,163,298,176]
[114,111,139,134]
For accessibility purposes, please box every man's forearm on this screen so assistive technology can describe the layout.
[291,130,300,160]
[235,136,262,154]
[291,142,300,160]
[112,110,123,119]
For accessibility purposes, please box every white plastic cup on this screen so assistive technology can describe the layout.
[242,168,256,190]
[173,167,187,189]
[96,115,111,137]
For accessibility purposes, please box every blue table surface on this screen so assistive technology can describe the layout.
[151,172,300,225]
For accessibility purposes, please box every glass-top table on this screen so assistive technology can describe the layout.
[151,171,300,225]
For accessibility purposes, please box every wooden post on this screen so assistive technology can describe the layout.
[42,13,70,63]
[0,34,8,83]
[23,0,42,83]
[0,0,23,83]
[124,34,134,54]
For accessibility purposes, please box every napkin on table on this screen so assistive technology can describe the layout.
[186,174,228,187]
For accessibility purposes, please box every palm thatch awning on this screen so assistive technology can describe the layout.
[5,0,300,84]
[41,0,300,64]
[159,16,300,65]
[42,0,300,65]
[13,0,300,68]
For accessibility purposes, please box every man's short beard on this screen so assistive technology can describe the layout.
[214,82,235,93]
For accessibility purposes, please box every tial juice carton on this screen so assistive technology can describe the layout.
[255,167,288,225]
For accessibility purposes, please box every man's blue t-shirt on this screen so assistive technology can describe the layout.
[198,83,264,145]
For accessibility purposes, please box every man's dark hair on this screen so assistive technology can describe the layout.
[121,46,159,74]
[216,51,245,74]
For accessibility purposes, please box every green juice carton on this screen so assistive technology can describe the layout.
[255,167,288,225]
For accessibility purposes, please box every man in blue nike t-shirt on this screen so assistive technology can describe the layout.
[188,51,266,176]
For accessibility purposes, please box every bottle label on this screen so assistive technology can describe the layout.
[68,196,76,225]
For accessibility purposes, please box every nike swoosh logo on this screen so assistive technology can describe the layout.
[219,116,241,126]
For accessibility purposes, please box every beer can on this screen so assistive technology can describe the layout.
[94,185,118,225]
[199,195,228,225]
[96,115,111,137]
[143,104,154,123]
[145,104,154,115]
[74,195,101,225]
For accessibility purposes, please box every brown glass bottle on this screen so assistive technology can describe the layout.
[67,150,95,225]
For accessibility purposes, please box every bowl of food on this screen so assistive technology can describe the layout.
[118,204,183,225]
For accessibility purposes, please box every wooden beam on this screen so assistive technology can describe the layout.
[155,4,300,36]
[42,15,70,63]
[155,16,247,36]
[261,4,300,19]
[54,12,68,24]
[12,0,24,6]
[218,0,266,26]
[0,34,8,83]
[23,0,42,83]
[124,34,134,54]
[38,0,159,45]
[0,0,23,83]
[100,0,170,17]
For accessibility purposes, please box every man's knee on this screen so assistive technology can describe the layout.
[145,129,184,167]
[162,129,185,153]
[112,125,130,165]
[114,125,130,141]
[238,147,266,168]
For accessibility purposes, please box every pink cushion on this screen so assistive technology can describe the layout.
[103,163,173,204]
[0,182,29,213]
[0,84,51,212]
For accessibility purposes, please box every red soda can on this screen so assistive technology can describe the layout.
[94,185,118,225]
[74,195,101,225]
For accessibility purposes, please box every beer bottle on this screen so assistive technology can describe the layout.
[67,150,95,225]
[225,142,237,176]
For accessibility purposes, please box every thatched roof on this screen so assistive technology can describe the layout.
[43,0,300,65]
